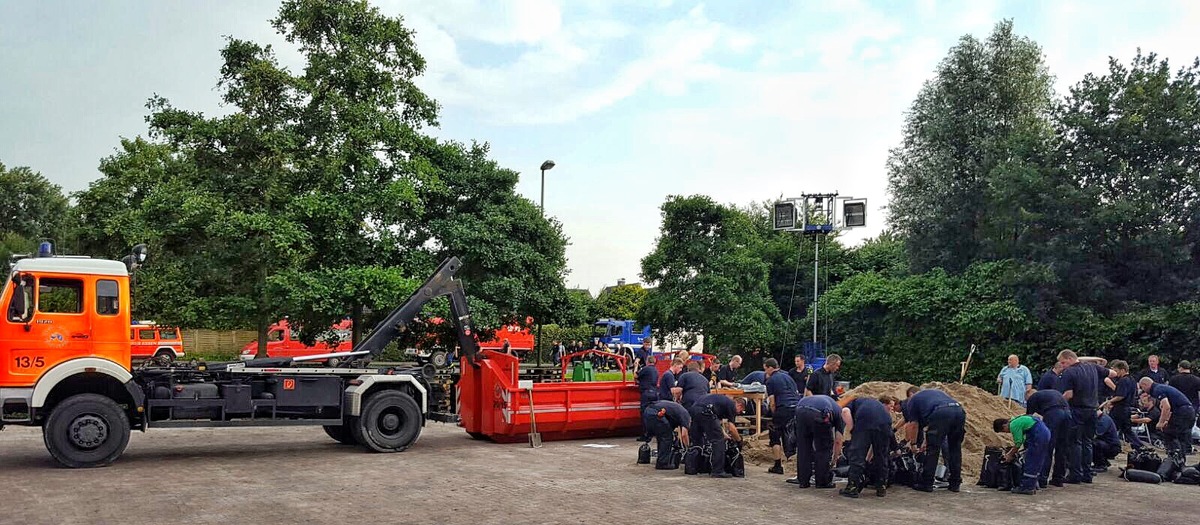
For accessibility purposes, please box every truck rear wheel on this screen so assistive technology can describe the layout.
[353,390,421,453]
[43,393,131,468]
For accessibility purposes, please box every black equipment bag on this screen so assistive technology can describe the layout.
[891,451,921,487]
[637,442,651,464]
[699,443,713,474]
[684,446,702,475]
[725,441,745,478]
[996,458,1023,491]
[1126,449,1162,472]
[668,438,684,469]
[1121,468,1162,484]
[977,446,1004,488]
[1156,451,1185,482]
[1174,466,1200,485]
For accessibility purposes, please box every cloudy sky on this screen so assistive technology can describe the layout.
[1,1,1197,293]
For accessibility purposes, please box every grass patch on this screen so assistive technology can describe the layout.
[592,371,633,382]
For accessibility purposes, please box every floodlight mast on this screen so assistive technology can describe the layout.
[772,192,868,363]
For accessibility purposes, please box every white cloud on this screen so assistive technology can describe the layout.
[379,0,1200,291]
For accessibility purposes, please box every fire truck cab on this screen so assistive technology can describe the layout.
[1,256,134,426]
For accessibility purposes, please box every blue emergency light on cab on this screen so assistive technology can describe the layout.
[37,241,53,257]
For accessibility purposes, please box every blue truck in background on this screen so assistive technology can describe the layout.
[592,319,650,350]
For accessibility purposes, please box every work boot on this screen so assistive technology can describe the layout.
[815,482,837,489]
[876,485,887,497]
[947,482,960,493]
[1049,479,1064,487]
[711,472,733,479]
[911,484,934,493]
[785,476,800,485]
[840,481,859,498]
[767,464,784,474]
[1012,486,1037,495]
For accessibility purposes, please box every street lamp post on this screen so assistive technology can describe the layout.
[539,160,555,214]
[536,160,555,367]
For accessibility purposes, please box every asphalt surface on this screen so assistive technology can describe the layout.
[0,423,1195,525]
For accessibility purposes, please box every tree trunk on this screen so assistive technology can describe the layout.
[256,317,269,359]
[351,302,363,347]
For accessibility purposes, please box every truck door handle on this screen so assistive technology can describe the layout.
[71,333,90,340]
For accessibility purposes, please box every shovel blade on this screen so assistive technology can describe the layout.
[529,433,543,448]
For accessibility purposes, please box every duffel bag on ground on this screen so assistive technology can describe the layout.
[637,442,651,464]
[1121,468,1162,484]
[1127,449,1162,472]
[725,441,745,478]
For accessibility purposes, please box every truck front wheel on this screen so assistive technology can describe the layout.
[353,390,421,453]
[43,393,131,468]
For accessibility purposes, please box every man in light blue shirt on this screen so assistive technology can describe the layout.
[998,354,1033,407]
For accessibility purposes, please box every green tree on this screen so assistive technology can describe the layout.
[73,0,569,350]
[0,161,70,257]
[640,195,782,351]
[887,20,1057,274]
[1056,52,1200,309]
[595,283,647,321]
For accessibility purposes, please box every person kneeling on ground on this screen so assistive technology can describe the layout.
[994,414,1051,495]
[896,388,966,492]
[840,395,895,498]
[643,400,690,470]
[688,393,745,478]
[1091,410,1120,471]
[792,394,847,489]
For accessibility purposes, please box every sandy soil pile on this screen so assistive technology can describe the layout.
[742,381,1024,475]
[843,381,1023,476]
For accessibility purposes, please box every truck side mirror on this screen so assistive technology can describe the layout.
[7,273,34,326]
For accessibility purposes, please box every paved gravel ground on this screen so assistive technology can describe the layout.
[0,423,1193,525]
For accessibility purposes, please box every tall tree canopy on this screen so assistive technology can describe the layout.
[640,195,782,350]
[72,0,569,350]
[0,160,71,260]
[887,20,1058,274]
[1056,52,1200,309]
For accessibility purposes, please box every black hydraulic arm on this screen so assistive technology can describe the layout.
[354,257,481,366]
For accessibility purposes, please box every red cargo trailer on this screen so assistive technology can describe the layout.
[457,350,641,443]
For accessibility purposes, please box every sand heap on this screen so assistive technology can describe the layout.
[741,381,1024,476]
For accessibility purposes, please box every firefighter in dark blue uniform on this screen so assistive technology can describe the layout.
[840,396,894,498]
[677,361,710,410]
[1024,387,1074,487]
[1099,360,1146,450]
[636,355,660,442]
[643,400,690,469]
[764,358,800,474]
[658,359,684,403]
[1056,350,1113,483]
[900,389,966,492]
[688,393,745,478]
[1140,377,1197,460]
[792,394,846,489]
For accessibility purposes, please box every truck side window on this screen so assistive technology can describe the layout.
[37,278,83,314]
[160,328,178,340]
[139,329,156,340]
[97,279,120,315]
[267,330,284,342]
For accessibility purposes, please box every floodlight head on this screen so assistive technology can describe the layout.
[773,201,797,230]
